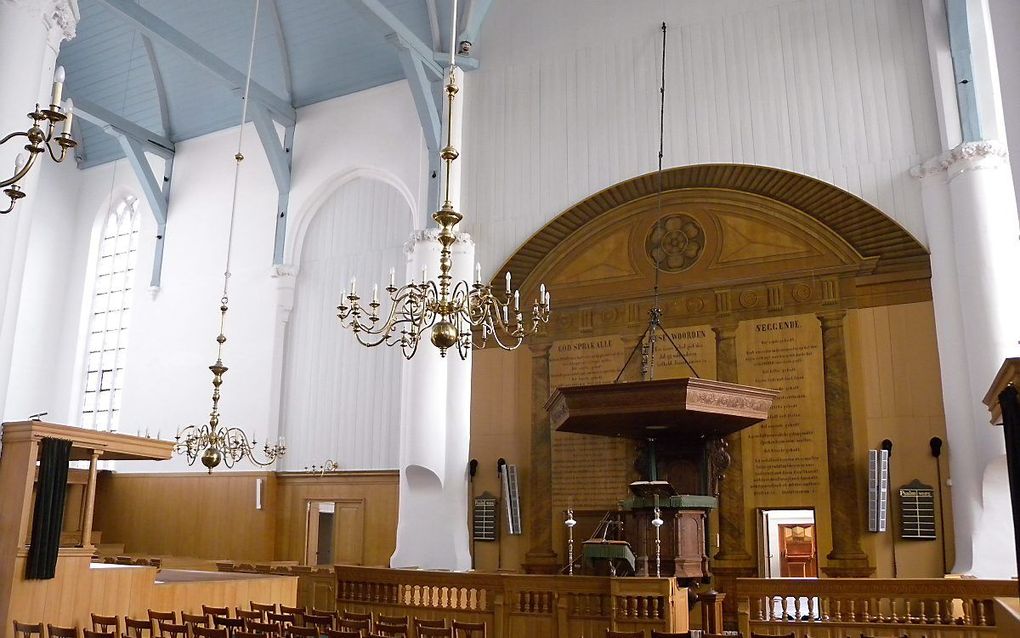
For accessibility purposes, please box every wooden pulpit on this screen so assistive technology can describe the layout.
[547,377,778,582]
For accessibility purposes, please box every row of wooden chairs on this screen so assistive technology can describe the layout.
[14,607,488,638]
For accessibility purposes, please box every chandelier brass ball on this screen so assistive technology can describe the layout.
[201,447,222,471]
[431,320,459,350]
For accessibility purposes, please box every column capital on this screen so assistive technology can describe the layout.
[3,0,79,44]
[910,140,1009,179]
[712,322,739,340]
[529,341,552,358]
[404,227,474,253]
[817,309,847,330]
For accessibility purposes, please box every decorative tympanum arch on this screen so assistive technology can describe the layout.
[508,165,934,589]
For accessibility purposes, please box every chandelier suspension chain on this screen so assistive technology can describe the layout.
[174,0,284,471]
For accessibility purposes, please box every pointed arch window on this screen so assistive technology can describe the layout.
[80,196,141,431]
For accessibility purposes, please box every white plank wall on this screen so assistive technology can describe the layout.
[461,0,941,271]
[280,177,413,471]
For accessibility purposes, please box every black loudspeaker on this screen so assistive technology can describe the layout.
[497,457,507,475]
[881,439,893,456]
[929,437,943,458]
[469,459,478,478]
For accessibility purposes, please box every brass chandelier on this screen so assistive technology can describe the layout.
[1,66,77,214]
[173,0,284,472]
[336,1,550,360]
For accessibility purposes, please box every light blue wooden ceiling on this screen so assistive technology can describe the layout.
[59,0,446,167]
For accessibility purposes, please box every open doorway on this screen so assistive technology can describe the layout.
[757,509,818,578]
[306,501,336,566]
[304,499,366,567]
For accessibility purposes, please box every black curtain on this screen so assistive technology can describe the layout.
[25,437,72,580]
[1000,385,1020,593]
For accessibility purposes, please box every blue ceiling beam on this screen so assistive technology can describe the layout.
[459,0,494,49]
[93,0,296,126]
[251,105,294,266]
[265,0,294,104]
[118,136,173,287]
[141,35,172,137]
[73,98,175,158]
[389,33,441,153]
[349,0,444,79]
[251,105,292,195]
[946,0,982,142]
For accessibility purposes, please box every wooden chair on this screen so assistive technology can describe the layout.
[265,615,295,632]
[650,633,691,638]
[750,634,787,638]
[336,618,369,636]
[233,632,267,638]
[192,629,226,638]
[302,615,332,634]
[605,632,642,638]
[279,607,305,623]
[148,614,177,638]
[157,623,188,638]
[323,631,359,638]
[83,631,115,638]
[235,613,261,624]
[413,619,444,632]
[14,622,44,638]
[124,618,153,638]
[373,616,405,630]
[182,615,209,629]
[250,604,276,622]
[417,628,451,638]
[244,622,278,638]
[283,628,315,638]
[48,626,79,638]
[340,611,371,627]
[212,619,244,638]
[91,615,119,635]
[203,609,230,622]
[371,623,406,638]
[451,622,484,638]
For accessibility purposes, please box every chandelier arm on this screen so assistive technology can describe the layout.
[0,147,39,189]
[0,130,29,148]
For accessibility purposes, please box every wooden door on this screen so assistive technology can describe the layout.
[333,499,365,565]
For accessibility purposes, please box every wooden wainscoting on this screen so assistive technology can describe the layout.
[735,577,1017,638]
[5,553,295,638]
[335,565,688,637]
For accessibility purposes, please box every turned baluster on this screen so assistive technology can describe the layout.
[963,598,973,625]
[976,599,988,626]
[833,598,842,622]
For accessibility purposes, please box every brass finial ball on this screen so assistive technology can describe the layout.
[430,321,459,350]
[201,447,222,471]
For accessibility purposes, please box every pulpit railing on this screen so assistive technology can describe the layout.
[334,565,688,637]
[735,577,1016,638]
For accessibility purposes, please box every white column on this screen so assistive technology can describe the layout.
[269,264,297,467]
[390,230,474,571]
[0,0,78,420]
[914,142,1020,578]
[920,0,1020,578]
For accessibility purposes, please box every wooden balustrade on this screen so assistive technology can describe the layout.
[334,565,688,638]
[217,562,336,611]
[735,577,1017,638]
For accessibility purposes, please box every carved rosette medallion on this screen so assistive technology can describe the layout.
[646,214,705,272]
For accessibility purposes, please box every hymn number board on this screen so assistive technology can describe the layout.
[898,480,936,541]
[473,492,498,542]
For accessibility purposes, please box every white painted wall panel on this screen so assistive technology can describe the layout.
[280,177,412,471]
[461,0,941,271]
